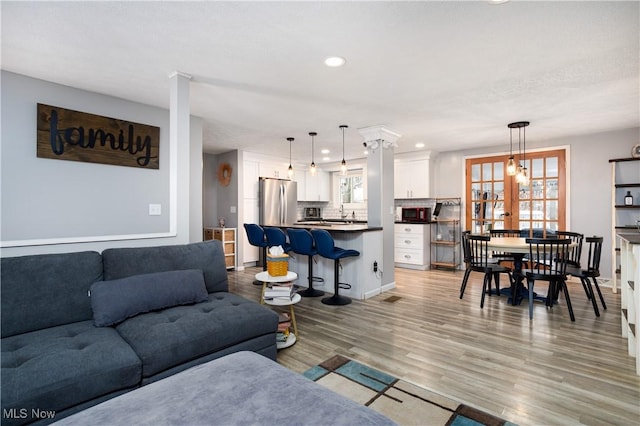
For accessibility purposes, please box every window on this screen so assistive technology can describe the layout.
[337,171,365,205]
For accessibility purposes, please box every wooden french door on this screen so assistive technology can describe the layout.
[465,149,566,235]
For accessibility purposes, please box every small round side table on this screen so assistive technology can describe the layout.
[255,271,299,349]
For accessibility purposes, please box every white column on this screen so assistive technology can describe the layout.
[359,125,401,292]
[169,71,192,243]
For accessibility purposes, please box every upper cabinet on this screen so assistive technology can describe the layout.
[243,160,259,199]
[303,170,330,202]
[259,160,290,179]
[395,157,430,199]
[293,169,306,201]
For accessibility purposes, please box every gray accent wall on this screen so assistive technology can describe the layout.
[1,71,203,256]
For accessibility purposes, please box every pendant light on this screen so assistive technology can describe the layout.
[286,137,294,178]
[309,132,317,176]
[339,125,348,175]
[506,125,516,176]
[508,121,530,186]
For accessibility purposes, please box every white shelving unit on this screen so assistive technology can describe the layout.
[609,157,640,293]
[430,197,461,270]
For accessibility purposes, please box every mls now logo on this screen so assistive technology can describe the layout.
[3,408,55,420]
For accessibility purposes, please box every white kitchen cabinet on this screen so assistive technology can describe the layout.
[242,197,259,264]
[243,160,259,199]
[394,223,430,270]
[259,160,289,179]
[293,169,306,201]
[304,170,330,202]
[394,159,429,199]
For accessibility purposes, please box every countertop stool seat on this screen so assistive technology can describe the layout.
[287,228,325,297]
[264,226,292,254]
[244,223,268,286]
[311,229,360,306]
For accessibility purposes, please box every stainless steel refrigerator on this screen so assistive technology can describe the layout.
[259,177,298,226]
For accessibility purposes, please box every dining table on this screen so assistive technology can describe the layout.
[486,237,530,305]
[486,236,577,306]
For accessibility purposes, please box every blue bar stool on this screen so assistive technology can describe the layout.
[311,229,360,306]
[264,227,291,253]
[244,224,268,286]
[287,228,325,297]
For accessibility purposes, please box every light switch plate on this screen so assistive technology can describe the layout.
[230,206,237,213]
[149,204,161,216]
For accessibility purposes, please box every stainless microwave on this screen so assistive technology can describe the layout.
[401,207,430,222]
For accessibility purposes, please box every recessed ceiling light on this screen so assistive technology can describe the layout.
[324,56,346,67]
[322,156,330,161]
[415,143,425,148]
[487,0,510,4]
[363,150,368,155]
[321,149,330,154]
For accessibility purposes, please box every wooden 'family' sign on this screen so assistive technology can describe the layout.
[37,103,160,169]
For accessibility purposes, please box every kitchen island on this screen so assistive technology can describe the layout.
[267,223,388,300]
[618,233,640,375]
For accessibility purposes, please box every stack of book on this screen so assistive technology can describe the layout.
[263,282,295,301]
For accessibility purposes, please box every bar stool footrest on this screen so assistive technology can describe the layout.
[338,282,351,290]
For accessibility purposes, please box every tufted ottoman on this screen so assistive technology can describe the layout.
[55,351,396,426]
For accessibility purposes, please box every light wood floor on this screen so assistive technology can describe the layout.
[228,267,639,426]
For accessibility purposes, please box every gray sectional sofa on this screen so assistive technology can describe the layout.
[1,240,278,425]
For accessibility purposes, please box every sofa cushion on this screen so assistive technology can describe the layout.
[115,293,278,378]
[1,321,141,424]
[90,269,209,327]
[102,240,228,294]
[1,251,103,338]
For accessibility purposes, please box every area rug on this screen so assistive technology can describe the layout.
[304,355,516,426]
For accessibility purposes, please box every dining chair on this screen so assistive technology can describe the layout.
[460,233,513,308]
[488,229,521,266]
[565,236,606,316]
[517,238,574,321]
[459,231,472,298]
[555,231,583,268]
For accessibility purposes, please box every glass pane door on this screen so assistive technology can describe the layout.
[466,149,566,234]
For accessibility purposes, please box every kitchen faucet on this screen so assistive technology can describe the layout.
[340,204,347,219]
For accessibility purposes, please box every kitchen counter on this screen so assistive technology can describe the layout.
[288,222,381,232]
[394,221,433,224]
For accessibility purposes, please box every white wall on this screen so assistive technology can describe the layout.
[431,127,639,281]
[1,71,203,256]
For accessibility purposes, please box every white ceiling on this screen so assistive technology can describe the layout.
[2,1,639,166]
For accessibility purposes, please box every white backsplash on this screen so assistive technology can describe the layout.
[296,203,368,221]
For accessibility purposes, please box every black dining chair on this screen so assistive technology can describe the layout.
[460,233,513,308]
[516,238,574,321]
[565,236,606,317]
[489,229,521,266]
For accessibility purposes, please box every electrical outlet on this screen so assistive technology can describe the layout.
[373,261,378,272]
